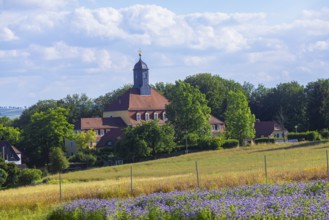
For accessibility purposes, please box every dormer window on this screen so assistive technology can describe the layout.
[100,129,104,136]
[145,113,150,121]
[163,112,167,121]
[136,113,141,121]
[154,113,158,120]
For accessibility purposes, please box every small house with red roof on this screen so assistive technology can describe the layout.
[254,120,288,139]
[66,54,225,156]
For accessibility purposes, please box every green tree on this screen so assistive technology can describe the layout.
[248,82,307,131]
[152,82,174,98]
[0,124,21,145]
[13,100,58,130]
[184,73,244,120]
[115,121,176,161]
[49,147,69,173]
[135,121,175,158]
[93,84,132,115]
[72,129,97,151]
[305,79,329,130]
[166,80,211,143]
[0,116,14,127]
[21,107,74,167]
[58,93,96,124]
[225,90,256,145]
[248,84,270,121]
[115,126,150,162]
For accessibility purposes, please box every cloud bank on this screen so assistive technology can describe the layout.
[0,1,328,106]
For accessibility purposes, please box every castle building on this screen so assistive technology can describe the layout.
[65,54,224,156]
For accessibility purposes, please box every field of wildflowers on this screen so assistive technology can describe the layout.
[48,180,329,219]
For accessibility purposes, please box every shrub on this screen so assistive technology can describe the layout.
[222,139,239,149]
[0,168,8,187]
[255,138,275,144]
[197,137,223,150]
[69,152,97,167]
[4,162,20,187]
[18,168,42,185]
[320,129,329,139]
[288,131,321,141]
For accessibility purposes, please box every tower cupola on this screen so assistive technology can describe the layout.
[133,51,151,96]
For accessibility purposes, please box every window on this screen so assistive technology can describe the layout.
[106,129,110,133]
[100,129,104,136]
[94,130,99,135]
[136,113,141,121]
[154,113,158,120]
[145,113,150,121]
[212,125,217,130]
[163,112,167,121]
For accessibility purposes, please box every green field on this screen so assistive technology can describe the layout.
[1,141,329,219]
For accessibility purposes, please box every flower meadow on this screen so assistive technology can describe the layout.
[48,181,329,220]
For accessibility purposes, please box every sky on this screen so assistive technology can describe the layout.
[0,0,329,107]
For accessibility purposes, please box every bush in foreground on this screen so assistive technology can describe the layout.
[18,168,42,185]
[48,181,329,219]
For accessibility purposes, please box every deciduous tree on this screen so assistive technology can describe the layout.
[49,147,69,173]
[166,81,211,143]
[306,79,329,130]
[225,90,255,145]
[0,125,21,145]
[22,107,73,167]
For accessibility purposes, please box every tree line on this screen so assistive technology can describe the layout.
[0,73,328,171]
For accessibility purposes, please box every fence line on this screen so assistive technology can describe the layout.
[58,150,329,198]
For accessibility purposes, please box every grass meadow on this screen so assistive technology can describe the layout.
[1,141,329,219]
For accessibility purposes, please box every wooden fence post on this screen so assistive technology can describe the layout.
[264,155,268,184]
[195,161,200,188]
[130,165,133,195]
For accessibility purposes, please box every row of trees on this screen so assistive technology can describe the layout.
[1,73,328,168]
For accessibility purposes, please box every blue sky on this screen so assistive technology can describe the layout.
[0,0,328,107]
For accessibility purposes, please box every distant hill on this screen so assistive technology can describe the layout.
[0,107,24,119]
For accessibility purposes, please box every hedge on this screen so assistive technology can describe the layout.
[287,131,320,141]
[222,139,239,149]
[255,138,275,144]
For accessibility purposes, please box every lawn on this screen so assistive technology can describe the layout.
[0,141,328,219]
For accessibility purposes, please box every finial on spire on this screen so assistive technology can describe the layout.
[138,48,142,59]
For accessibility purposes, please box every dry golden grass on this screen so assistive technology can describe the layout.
[1,141,329,219]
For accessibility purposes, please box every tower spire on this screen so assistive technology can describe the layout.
[138,48,142,60]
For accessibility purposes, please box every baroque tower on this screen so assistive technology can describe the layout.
[133,52,151,96]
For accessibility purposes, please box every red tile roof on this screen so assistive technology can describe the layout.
[75,117,126,130]
[209,115,224,125]
[96,128,124,147]
[255,121,286,138]
[104,88,169,111]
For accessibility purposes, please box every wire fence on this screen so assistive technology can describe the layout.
[58,147,329,202]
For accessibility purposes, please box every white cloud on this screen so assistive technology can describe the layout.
[71,7,126,38]
[0,27,18,41]
[121,5,192,46]
[248,51,296,64]
[183,56,215,66]
[0,49,28,58]
[308,40,329,51]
